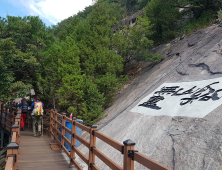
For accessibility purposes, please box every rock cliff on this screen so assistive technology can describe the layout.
[77,24,222,170]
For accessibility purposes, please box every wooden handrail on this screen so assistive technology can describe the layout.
[54,127,62,136]
[70,118,76,166]
[56,113,63,119]
[63,126,72,134]
[63,116,72,123]
[134,152,171,170]
[76,122,90,133]
[56,121,62,127]
[93,147,123,170]
[94,131,123,153]
[74,146,89,164]
[54,135,61,145]
[63,135,71,146]
[1,106,172,170]
[11,132,17,143]
[91,164,100,170]
[72,159,83,170]
[74,134,90,149]
[62,145,70,157]
[42,115,50,119]
[49,111,172,170]
[4,157,14,170]
[43,122,50,126]
[0,105,20,170]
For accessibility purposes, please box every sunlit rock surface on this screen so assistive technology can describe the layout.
[76,24,222,170]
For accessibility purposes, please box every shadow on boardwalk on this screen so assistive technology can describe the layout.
[18,129,77,170]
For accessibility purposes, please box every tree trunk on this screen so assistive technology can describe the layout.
[53,95,55,110]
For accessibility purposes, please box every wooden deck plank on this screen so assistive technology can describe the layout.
[18,128,77,170]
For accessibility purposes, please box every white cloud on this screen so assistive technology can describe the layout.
[9,0,94,25]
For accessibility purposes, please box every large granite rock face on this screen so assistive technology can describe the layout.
[76,25,222,170]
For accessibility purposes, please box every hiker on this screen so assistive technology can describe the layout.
[18,98,29,131]
[30,96,44,137]
[12,100,16,107]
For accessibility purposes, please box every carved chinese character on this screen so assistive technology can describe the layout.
[180,82,220,105]
[139,96,164,110]
[155,86,180,95]
[172,86,198,96]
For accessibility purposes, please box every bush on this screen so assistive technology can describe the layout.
[143,0,181,44]
[180,10,215,34]
[218,9,222,19]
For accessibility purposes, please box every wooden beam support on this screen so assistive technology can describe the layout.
[88,125,97,170]
[70,117,77,166]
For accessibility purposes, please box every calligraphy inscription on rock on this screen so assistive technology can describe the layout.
[130,77,222,118]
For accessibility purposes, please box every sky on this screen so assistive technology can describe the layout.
[0,0,95,27]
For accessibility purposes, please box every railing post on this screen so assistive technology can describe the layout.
[16,109,21,134]
[54,111,58,143]
[61,113,66,149]
[0,128,3,148]
[15,116,21,137]
[0,104,3,126]
[4,107,7,128]
[11,124,19,144]
[16,109,21,117]
[49,109,53,135]
[123,139,135,170]
[70,117,77,166]
[88,125,97,170]
[10,108,15,130]
[6,142,19,170]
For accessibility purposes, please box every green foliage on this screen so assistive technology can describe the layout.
[183,0,222,18]
[144,0,181,43]
[39,0,126,123]
[77,6,94,19]
[56,37,106,123]
[0,15,55,102]
[218,9,222,19]
[107,2,126,21]
[54,1,126,41]
[0,37,34,102]
[113,15,162,64]
[106,0,150,15]
[72,0,125,105]
[38,42,62,108]
[180,10,215,34]
[1,0,218,124]
[53,15,81,41]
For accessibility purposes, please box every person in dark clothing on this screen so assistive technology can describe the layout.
[18,98,29,131]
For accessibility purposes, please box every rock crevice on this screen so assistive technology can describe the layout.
[188,63,222,75]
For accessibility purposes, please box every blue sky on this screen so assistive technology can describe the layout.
[0,0,94,27]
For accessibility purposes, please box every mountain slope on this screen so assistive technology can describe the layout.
[77,24,222,170]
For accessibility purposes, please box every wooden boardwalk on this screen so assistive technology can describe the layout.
[2,106,171,170]
[18,129,77,170]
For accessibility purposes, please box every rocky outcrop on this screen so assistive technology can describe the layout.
[77,24,222,170]
[111,10,143,33]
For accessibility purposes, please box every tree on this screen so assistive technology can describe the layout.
[143,0,181,43]
[70,0,125,104]
[0,16,55,97]
[38,43,62,109]
[40,1,126,123]
[112,16,161,65]
[0,38,33,102]
[56,37,105,123]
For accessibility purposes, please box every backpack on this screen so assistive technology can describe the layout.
[22,102,28,113]
[33,102,43,116]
